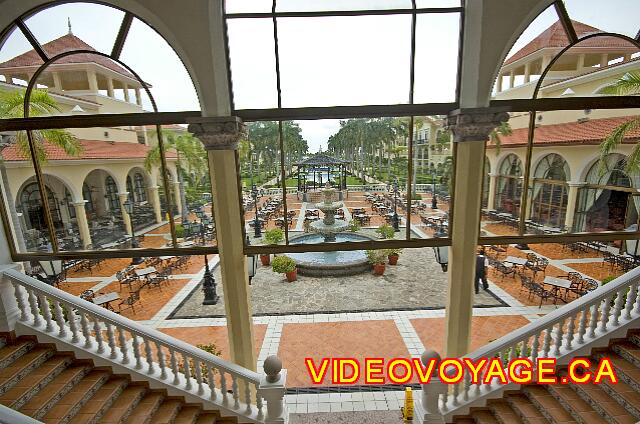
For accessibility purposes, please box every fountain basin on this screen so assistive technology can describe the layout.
[286,233,374,277]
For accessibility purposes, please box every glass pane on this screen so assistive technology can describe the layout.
[121,18,199,111]
[416,0,461,7]
[411,116,452,239]
[0,27,44,87]
[24,2,124,55]
[276,0,412,12]
[493,5,560,98]
[564,0,640,39]
[226,18,278,109]
[277,15,411,107]
[225,0,272,14]
[413,13,460,104]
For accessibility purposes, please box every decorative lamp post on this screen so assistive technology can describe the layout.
[432,225,448,272]
[246,236,257,285]
[38,259,63,286]
[123,199,143,265]
[201,254,219,305]
[392,177,400,232]
[251,184,262,238]
[430,165,438,210]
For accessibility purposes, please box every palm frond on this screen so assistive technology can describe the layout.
[597,71,640,95]
[598,117,640,175]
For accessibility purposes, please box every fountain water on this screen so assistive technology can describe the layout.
[310,184,349,242]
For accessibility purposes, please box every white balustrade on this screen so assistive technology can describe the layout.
[2,269,286,423]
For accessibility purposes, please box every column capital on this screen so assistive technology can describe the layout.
[568,181,588,188]
[71,200,88,207]
[187,116,246,151]
[445,108,510,143]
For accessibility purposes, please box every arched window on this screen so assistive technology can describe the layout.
[105,176,120,213]
[82,182,95,214]
[495,154,523,215]
[19,183,62,230]
[531,154,570,228]
[134,173,147,202]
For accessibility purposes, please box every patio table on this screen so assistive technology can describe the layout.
[135,266,157,277]
[93,292,120,311]
[543,276,572,302]
[505,256,528,266]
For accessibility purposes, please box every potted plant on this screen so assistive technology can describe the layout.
[348,219,361,233]
[271,256,297,282]
[366,250,387,275]
[260,228,284,265]
[387,248,403,265]
[375,224,395,240]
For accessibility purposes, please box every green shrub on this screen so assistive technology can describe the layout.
[348,220,361,232]
[271,256,296,273]
[264,228,284,245]
[601,275,628,307]
[178,343,222,381]
[386,248,403,257]
[375,224,395,240]
[175,224,185,239]
[366,250,386,265]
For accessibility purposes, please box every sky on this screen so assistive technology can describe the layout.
[0,1,638,152]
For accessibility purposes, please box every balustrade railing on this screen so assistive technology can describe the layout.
[3,268,287,424]
[415,266,640,423]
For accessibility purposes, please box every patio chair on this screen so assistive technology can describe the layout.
[530,282,553,308]
[495,262,516,281]
[118,290,142,314]
[80,290,95,303]
[147,272,169,291]
[603,251,617,269]
[528,258,549,279]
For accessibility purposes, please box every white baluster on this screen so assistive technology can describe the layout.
[107,324,117,358]
[452,379,459,406]
[441,385,449,409]
[182,353,193,390]
[565,316,575,351]
[256,384,264,421]
[132,335,143,370]
[53,300,66,338]
[624,283,637,320]
[587,303,598,339]
[170,349,180,385]
[553,320,564,357]
[220,370,229,404]
[611,289,625,326]
[463,369,470,402]
[577,308,587,344]
[207,365,217,400]
[118,327,129,364]
[530,333,539,364]
[635,283,640,313]
[542,327,552,357]
[155,341,166,379]
[144,338,154,375]
[232,375,240,409]
[195,360,204,395]
[80,312,92,348]
[26,288,41,327]
[38,294,54,332]
[68,306,79,343]
[508,344,516,363]
[599,296,612,332]
[245,379,252,414]
[12,283,29,322]
[93,319,104,354]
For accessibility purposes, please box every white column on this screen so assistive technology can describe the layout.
[52,72,63,91]
[189,117,257,372]
[0,212,21,333]
[87,70,98,92]
[487,173,498,210]
[577,54,586,71]
[172,181,182,216]
[600,53,609,68]
[118,193,133,236]
[444,109,509,357]
[123,84,130,102]
[106,78,114,98]
[496,72,503,92]
[564,182,586,231]
[135,88,142,106]
[2,75,12,84]
[148,186,163,223]
[524,62,531,83]
[508,70,515,89]
[624,54,632,62]
[72,201,92,249]
[541,55,551,73]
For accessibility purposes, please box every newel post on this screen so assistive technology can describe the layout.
[414,349,446,424]
[0,265,23,333]
[259,355,288,424]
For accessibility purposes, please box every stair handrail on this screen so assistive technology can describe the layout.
[3,268,288,423]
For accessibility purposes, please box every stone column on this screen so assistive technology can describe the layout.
[564,182,586,232]
[52,72,63,91]
[487,173,498,210]
[496,72,503,92]
[118,193,133,236]
[600,53,609,68]
[72,201,92,249]
[444,108,509,358]
[188,116,256,371]
[148,186,163,223]
[541,55,551,73]
[524,63,531,83]
[508,70,515,89]
[135,88,142,106]
[87,70,98,92]
[123,84,130,102]
[106,78,114,98]
[577,54,586,71]
[172,181,183,216]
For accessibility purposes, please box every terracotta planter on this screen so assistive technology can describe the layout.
[260,254,271,266]
[285,269,297,282]
[373,263,386,275]
[388,254,399,265]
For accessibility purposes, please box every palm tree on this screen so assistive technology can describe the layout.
[597,71,640,175]
[0,88,81,260]
[145,130,207,219]
[487,121,513,154]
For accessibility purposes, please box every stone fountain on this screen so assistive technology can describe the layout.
[310,183,349,242]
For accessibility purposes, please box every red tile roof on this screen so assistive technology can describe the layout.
[492,116,640,147]
[2,139,177,162]
[0,33,135,80]
[504,20,633,66]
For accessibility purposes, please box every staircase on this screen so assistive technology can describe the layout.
[452,329,640,424]
[0,335,236,423]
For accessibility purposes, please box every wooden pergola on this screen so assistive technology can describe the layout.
[295,154,349,192]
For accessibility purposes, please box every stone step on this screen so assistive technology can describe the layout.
[544,384,605,424]
[150,399,183,423]
[612,342,640,369]
[0,346,54,395]
[68,376,129,424]
[19,363,90,418]
[98,385,147,424]
[523,385,579,424]
[174,405,201,424]
[488,398,524,424]
[594,351,640,392]
[600,377,640,418]
[0,354,72,409]
[506,393,549,424]
[0,340,35,369]
[124,391,164,424]
[470,409,499,424]
[194,412,221,424]
[41,369,110,422]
